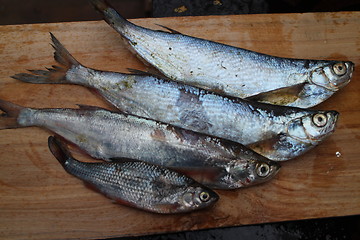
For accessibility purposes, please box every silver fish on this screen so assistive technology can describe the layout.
[12,34,339,161]
[89,0,354,108]
[48,136,218,214]
[0,99,280,189]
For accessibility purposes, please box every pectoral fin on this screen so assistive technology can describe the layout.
[247,134,305,161]
[245,83,305,106]
[83,182,137,208]
[246,135,282,159]
[109,157,143,163]
[170,166,226,185]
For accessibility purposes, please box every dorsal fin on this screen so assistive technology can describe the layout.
[155,24,182,34]
[76,104,107,111]
[246,134,284,160]
[126,68,172,81]
[109,157,143,163]
[126,68,152,76]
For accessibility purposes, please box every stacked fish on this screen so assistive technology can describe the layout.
[1,0,354,214]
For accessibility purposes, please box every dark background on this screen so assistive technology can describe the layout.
[0,0,359,25]
[1,0,359,239]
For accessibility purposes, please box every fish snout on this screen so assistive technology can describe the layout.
[329,61,354,89]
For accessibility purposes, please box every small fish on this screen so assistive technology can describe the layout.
[0,99,280,189]
[48,136,218,214]
[12,34,339,161]
[88,0,354,108]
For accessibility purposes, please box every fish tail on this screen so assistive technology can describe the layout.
[48,136,73,169]
[89,0,131,34]
[11,33,80,84]
[0,99,25,129]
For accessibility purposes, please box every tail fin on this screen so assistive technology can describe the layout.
[11,33,80,84]
[89,0,131,33]
[48,136,73,169]
[0,99,24,129]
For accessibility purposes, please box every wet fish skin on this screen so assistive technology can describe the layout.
[87,76,339,161]
[48,136,218,214]
[11,34,339,161]
[89,0,354,108]
[83,71,339,161]
[0,99,280,189]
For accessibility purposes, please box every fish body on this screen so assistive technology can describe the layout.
[48,136,218,214]
[89,0,354,108]
[91,75,339,161]
[0,99,280,189]
[13,34,339,161]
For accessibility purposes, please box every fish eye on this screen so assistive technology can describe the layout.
[332,63,347,76]
[256,163,270,177]
[199,191,210,202]
[312,113,328,127]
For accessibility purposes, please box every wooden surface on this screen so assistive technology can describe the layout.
[0,11,359,239]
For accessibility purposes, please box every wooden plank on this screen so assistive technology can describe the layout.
[0,11,359,239]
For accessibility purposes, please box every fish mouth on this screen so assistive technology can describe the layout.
[210,191,220,203]
[328,62,353,90]
[272,162,281,173]
[310,113,339,142]
[329,110,340,122]
[266,162,281,178]
[322,110,340,135]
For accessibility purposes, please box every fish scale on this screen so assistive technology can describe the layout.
[90,74,337,160]
[68,162,168,203]
[12,33,340,160]
[129,29,301,91]
[48,136,218,214]
[0,99,280,189]
[89,0,354,108]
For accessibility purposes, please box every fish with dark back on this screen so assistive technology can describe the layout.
[48,136,219,214]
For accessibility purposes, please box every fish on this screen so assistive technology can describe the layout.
[48,136,218,214]
[12,34,339,161]
[0,99,280,189]
[88,0,354,108]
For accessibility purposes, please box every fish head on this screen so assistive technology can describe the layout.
[310,61,354,91]
[225,158,281,188]
[286,110,339,144]
[177,185,219,212]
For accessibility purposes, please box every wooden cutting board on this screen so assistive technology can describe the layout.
[0,11,359,239]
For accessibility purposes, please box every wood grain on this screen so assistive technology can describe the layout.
[0,11,359,239]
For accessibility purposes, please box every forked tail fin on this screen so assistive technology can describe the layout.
[0,99,25,129]
[11,33,80,84]
[89,0,131,34]
[48,136,73,169]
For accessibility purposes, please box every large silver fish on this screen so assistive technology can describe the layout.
[0,99,280,189]
[89,0,354,108]
[12,34,339,161]
[48,136,218,214]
